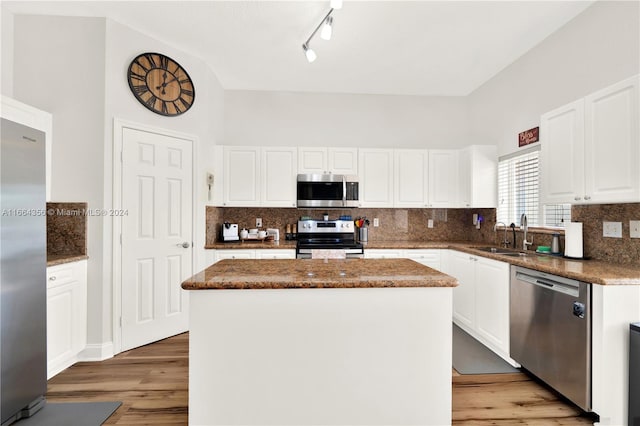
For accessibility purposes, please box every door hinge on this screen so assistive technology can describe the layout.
[120,234,122,245]
[120,151,123,162]
[119,316,122,327]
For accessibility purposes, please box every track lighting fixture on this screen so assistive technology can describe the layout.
[302,43,317,63]
[321,16,333,41]
[301,1,341,62]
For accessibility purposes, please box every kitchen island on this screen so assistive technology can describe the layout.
[182,258,457,426]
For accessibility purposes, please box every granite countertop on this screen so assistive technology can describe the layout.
[182,258,457,290]
[205,240,297,250]
[365,240,640,285]
[203,239,640,285]
[47,254,89,267]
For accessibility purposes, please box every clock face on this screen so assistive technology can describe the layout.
[127,53,195,116]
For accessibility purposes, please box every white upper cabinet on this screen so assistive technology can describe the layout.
[394,149,429,208]
[428,150,459,207]
[223,146,261,206]
[541,75,639,204]
[298,147,358,175]
[584,75,639,203]
[224,146,297,207]
[261,147,297,207]
[458,145,498,208]
[358,148,394,207]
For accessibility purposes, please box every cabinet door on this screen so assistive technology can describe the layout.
[298,147,327,174]
[363,249,402,259]
[428,150,459,207]
[214,250,255,262]
[403,249,440,270]
[474,257,510,356]
[358,149,394,207]
[328,148,358,175]
[540,100,585,204]
[223,147,260,206]
[584,75,639,203]
[255,249,296,259]
[460,145,497,208]
[262,147,297,207]
[46,260,87,379]
[394,150,429,207]
[448,251,475,329]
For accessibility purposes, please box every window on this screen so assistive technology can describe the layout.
[497,147,570,228]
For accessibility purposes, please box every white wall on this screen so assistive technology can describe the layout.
[11,14,225,354]
[224,90,470,149]
[468,0,640,157]
[13,15,109,350]
[1,7,14,97]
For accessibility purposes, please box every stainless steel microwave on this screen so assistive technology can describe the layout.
[297,174,359,208]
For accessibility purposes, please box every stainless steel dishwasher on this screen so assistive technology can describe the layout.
[510,266,591,412]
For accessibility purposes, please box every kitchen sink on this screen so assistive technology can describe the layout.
[475,247,528,257]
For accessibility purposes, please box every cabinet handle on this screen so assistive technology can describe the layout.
[49,276,56,281]
[574,196,581,201]
[584,195,591,200]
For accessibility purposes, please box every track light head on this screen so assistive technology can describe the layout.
[320,16,333,41]
[302,43,317,63]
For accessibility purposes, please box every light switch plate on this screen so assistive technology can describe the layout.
[256,218,262,228]
[427,219,434,228]
[373,218,379,227]
[630,220,640,238]
[603,221,622,238]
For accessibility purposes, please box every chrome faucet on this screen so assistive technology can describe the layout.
[520,213,534,251]
[494,222,510,248]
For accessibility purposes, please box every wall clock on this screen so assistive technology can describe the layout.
[127,52,195,116]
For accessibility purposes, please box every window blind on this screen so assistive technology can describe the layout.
[498,150,540,226]
[498,149,570,228]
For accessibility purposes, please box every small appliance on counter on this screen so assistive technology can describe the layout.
[266,228,280,241]
[221,222,239,242]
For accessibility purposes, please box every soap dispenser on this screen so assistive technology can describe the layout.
[551,233,561,255]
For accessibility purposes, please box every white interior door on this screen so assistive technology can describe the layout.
[121,127,192,351]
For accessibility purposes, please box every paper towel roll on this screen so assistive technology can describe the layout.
[564,222,583,259]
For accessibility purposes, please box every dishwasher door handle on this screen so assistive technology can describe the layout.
[515,272,579,297]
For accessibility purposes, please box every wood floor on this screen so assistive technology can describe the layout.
[46,333,597,425]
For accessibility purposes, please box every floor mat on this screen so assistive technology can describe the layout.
[453,324,520,374]
[13,401,121,426]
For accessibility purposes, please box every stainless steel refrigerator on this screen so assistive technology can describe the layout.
[0,118,47,425]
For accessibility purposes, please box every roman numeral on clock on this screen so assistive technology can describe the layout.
[132,85,149,96]
[181,89,194,97]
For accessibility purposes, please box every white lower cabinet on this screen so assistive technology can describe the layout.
[447,250,516,366]
[363,249,403,259]
[213,249,296,262]
[214,249,255,262]
[47,260,87,379]
[255,249,296,259]
[402,249,441,270]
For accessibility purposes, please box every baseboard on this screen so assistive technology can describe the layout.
[78,341,114,362]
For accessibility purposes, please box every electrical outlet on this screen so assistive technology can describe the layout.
[427,219,434,228]
[630,220,640,238]
[256,218,262,228]
[373,218,379,227]
[603,221,622,238]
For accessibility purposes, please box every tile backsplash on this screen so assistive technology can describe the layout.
[572,203,640,265]
[206,203,640,266]
[47,202,88,256]
[206,206,497,246]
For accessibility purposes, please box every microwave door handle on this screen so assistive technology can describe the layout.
[342,175,347,207]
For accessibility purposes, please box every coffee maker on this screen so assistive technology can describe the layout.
[221,222,239,242]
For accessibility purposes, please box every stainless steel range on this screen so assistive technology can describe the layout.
[296,219,364,259]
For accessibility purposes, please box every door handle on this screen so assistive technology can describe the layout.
[177,242,190,248]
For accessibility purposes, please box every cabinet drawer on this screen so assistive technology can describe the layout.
[47,261,86,288]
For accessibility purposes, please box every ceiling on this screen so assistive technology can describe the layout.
[4,1,595,96]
